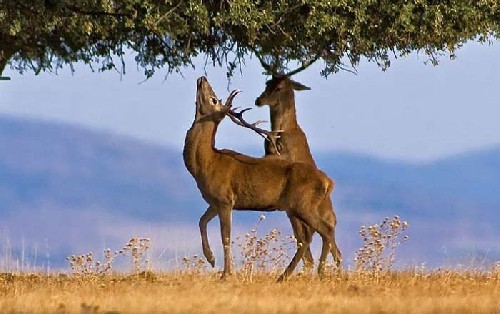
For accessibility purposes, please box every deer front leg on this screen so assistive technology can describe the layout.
[199,206,218,267]
[218,205,233,279]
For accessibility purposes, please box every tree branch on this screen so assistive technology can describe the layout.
[156,1,183,26]
[285,56,319,77]
[65,5,136,18]
[0,38,16,77]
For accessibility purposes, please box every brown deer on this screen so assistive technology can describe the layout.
[254,61,342,272]
[183,76,338,281]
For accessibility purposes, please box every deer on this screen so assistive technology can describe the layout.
[183,76,338,281]
[254,58,342,272]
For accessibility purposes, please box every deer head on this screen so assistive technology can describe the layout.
[194,76,281,152]
[195,76,227,121]
[255,75,311,108]
[195,76,239,122]
[254,54,315,108]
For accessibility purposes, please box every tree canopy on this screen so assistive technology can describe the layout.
[1,0,499,78]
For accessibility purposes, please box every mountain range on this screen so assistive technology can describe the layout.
[1,114,499,271]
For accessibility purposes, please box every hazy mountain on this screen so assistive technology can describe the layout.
[1,115,498,271]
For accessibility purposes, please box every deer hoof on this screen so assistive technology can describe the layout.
[220,272,232,281]
[276,274,288,283]
[208,257,215,268]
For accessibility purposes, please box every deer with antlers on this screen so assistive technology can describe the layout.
[254,58,342,272]
[184,76,338,281]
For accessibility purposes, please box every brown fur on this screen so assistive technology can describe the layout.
[184,76,337,281]
[256,75,342,274]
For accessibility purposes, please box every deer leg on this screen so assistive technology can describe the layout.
[318,232,342,278]
[218,205,233,279]
[330,229,342,269]
[326,203,342,269]
[317,227,343,277]
[301,223,315,270]
[318,234,331,278]
[277,213,314,282]
[293,209,336,279]
[289,216,314,271]
[199,206,217,267]
[277,225,311,283]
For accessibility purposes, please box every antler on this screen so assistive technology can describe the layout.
[224,89,241,109]
[254,49,319,78]
[224,89,282,154]
[285,56,319,77]
[256,55,278,76]
[227,108,282,155]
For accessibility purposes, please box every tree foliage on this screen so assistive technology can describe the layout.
[1,0,499,77]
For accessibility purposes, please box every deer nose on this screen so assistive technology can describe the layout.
[197,76,207,88]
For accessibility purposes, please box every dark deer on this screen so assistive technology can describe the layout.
[254,58,342,272]
[183,76,338,281]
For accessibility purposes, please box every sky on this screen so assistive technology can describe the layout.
[1,40,500,163]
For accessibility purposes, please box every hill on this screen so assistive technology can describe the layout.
[0,115,498,270]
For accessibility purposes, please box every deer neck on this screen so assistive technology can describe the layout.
[183,118,219,177]
[269,93,300,132]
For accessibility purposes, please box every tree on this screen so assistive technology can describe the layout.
[1,0,499,78]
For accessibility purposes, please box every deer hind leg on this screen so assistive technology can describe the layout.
[326,203,342,269]
[289,216,314,271]
[277,215,312,283]
[302,223,315,271]
[316,199,342,276]
[293,208,336,279]
[199,206,218,267]
[330,232,342,269]
[318,233,333,278]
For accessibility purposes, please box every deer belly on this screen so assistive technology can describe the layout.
[231,188,287,211]
[233,206,280,212]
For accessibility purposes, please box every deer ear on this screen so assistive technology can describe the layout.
[290,80,311,91]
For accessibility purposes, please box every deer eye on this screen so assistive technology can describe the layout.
[211,97,218,105]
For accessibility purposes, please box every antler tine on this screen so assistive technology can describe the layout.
[254,51,279,76]
[227,108,282,155]
[285,56,319,77]
[224,89,241,109]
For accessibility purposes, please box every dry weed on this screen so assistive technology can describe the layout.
[182,254,207,275]
[234,214,295,282]
[67,237,151,276]
[355,215,409,276]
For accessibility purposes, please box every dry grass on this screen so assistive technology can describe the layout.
[2,216,498,313]
[0,270,498,313]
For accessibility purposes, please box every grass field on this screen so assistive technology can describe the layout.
[0,270,499,313]
[1,218,498,313]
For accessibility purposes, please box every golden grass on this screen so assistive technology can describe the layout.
[0,270,498,313]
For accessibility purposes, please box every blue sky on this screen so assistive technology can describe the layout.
[1,40,499,163]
